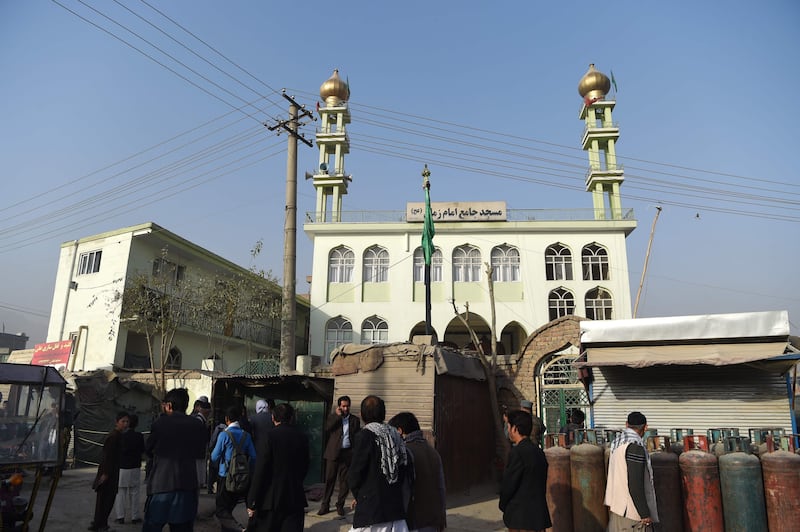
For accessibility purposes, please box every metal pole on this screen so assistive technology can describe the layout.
[633,206,662,318]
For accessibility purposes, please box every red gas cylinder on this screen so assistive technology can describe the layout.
[650,446,684,532]
[679,435,724,532]
[760,435,800,532]
[570,441,607,532]
[544,443,573,532]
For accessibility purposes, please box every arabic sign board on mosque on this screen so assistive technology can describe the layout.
[406,201,507,222]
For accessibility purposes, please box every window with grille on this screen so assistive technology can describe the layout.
[153,258,185,283]
[452,245,481,282]
[491,245,520,282]
[586,287,613,320]
[325,317,353,357]
[363,246,389,283]
[328,246,354,283]
[548,287,575,321]
[582,243,609,281]
[361,315,388,344]
[77,250,102,275]
[413,247,443,282]
[545,243,573,281]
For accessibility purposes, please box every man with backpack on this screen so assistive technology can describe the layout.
[211,405,257,532]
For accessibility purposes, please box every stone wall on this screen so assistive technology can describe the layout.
[495,315,585,412]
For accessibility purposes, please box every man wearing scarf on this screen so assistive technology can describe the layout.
[347,395,410,532]
[605,411,659,531]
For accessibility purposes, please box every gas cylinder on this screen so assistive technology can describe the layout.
[748,427,785,456]
[760,435,800,532]
[650,441,683,532]
[544,443,573,532]
[679,435,724,532]
[670,429,693,455]
[718,437,766,532]
[570,441,607,532]
[708,428,738,457]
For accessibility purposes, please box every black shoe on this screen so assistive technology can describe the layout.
[317,506,331,516]
[336,505,345,516]
[114,518,124,524]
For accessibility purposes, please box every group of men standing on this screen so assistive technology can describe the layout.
[92,387,657,532]
[316,394,447,532]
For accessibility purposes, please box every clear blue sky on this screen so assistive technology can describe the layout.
[1,1,798,345]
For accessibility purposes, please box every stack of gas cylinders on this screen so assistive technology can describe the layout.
[543,427,800,532]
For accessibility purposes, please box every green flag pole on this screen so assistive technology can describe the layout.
[422,165,435,336]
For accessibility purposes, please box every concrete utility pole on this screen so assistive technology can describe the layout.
[268,91,313,374]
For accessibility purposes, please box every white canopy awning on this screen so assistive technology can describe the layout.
[581,342,793,369]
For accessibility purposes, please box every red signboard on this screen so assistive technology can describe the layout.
[31,340,73,369]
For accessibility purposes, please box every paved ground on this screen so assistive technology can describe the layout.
[19,467,505,531]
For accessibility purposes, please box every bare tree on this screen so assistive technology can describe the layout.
[120,248,198,395]
[451,262,509,462]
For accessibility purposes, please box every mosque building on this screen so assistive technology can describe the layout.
[303,66,637,424]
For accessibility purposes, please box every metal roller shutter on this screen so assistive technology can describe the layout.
[590,364,792,437]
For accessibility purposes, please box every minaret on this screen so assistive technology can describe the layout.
[578,64,624,220]
[313,70,352,222]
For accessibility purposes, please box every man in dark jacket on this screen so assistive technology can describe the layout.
[113,413,145,525]
[90,411,128,532]
[499,410,551,532]
[389,412,446,532]
[246,403,310,532]
[318,395,361,516]
[143,388,208,532]
[347,395,409,530]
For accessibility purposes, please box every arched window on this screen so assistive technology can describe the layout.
[165,346,182,370]
[491,245,520,282]
[328,246,354,283]
[413,247,443,282]
[363,246,389,283]
[582,243,609,281]
[585,287,613,320]
[452,245,481,282]
[548,288,575,321]
[545,243,573,281]
[361,315,388,344]
[325,317,353,357]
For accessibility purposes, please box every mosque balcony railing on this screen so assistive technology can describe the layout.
[585,164,625,178]
[304,208,635,224]
[582,122,620,138]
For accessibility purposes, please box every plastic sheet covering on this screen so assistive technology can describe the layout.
[72,370,159,467]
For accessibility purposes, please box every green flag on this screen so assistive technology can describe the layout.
[611,70,618,93]
[422,171,435,266]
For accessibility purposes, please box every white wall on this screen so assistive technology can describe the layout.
[306,220,634,359]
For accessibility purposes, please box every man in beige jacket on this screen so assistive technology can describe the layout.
[604,411,659,531]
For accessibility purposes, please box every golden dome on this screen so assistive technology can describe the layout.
[320,69,350,104]
[578,63,611,101]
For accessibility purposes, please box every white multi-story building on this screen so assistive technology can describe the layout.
[47,222,309,373]
[304,66,636,363]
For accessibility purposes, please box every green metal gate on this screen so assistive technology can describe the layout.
[538,348,589,435]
